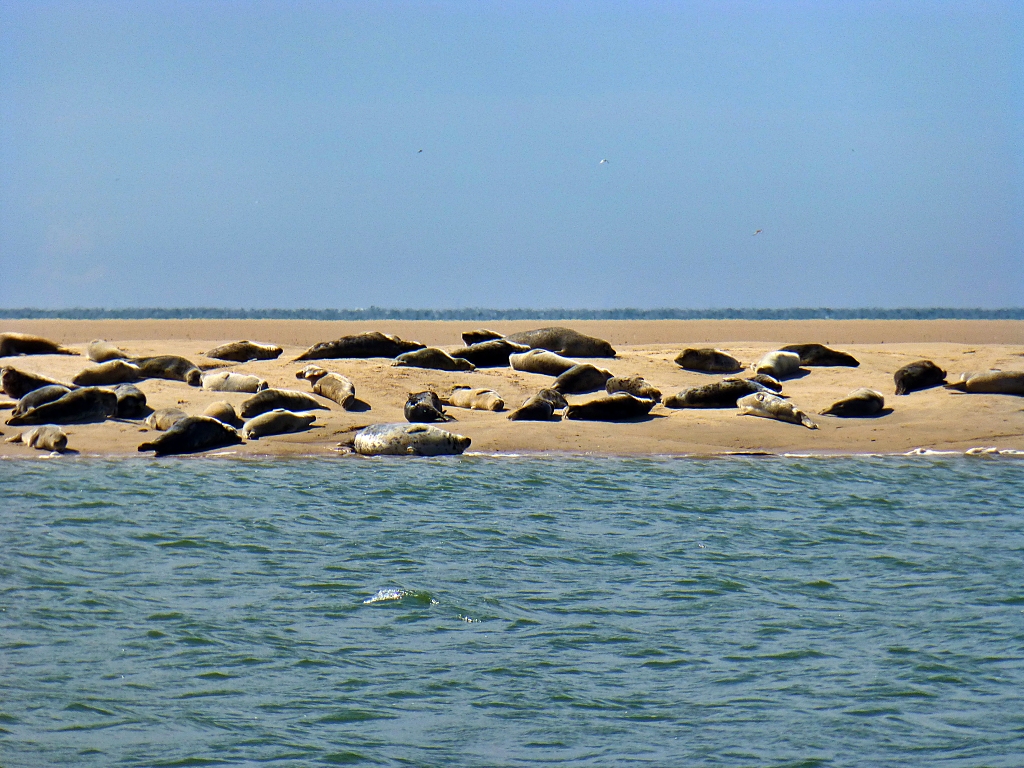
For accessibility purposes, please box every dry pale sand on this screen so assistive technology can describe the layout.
[2,319,1023,458]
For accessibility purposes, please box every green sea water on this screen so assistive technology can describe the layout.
[2,456,1023,766]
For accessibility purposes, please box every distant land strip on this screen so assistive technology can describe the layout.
[2,307,1024,321]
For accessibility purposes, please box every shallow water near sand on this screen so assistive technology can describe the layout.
[2,456,1023,766]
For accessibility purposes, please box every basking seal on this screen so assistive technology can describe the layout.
[664,378,769,409]
[238,389,328,420]
[87,340,130,363]
[5,425,68,452]
[748,373,783,393]
[504,327,616,357]
[507,389,568,421]
[11,384,71,417]
[114,384,148,419]
[780,344,860,367]
[462,329,504,345]
[241,409,316,440]
[200,371,268,393]
[203,401,242,427]
[204,340,282,362]
[145,408,188,431]
[447,339,530,368]
[295,332,425,361]
[72,360,141,386]
[894,360,946,395]
[737,391,817,429]
[509,349,578,376]
[393,348,475,372]
[133,356,202,386]
[0,333,78,357]
[945,370,1024,395]
[443,387,504,411]
[753,351,804,379]
[675,348,743,373]
[821,388,886,417]
[404,391,453,423]
[295,365,357,410]
[1,367,73,398]
[6,387,117,426]
[352,423,471,456]
[138,416,242,456]
[553,364,613,395]
[565,393,656,421]
[606,375,662,403]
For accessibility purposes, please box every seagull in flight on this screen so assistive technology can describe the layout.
[753,229,763,236]
[599,159,608,165]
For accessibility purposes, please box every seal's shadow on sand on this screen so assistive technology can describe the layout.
[346,398,372,412]
[822,407,894,419]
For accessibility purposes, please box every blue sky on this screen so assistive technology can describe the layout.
[1,1,1020,309]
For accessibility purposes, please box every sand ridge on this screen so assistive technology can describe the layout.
[2,321,1023,457]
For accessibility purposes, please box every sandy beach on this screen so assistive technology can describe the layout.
[2,319,1022,458]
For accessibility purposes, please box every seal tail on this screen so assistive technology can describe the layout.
[800,414,818,429]
[943,382,968,392]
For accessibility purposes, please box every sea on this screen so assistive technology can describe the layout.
[2,455,1023,767]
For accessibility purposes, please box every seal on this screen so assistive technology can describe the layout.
[0,332,78,357]
[145,408,188,431]
[944,370,1024,395]
[504,327,616,357]
[204,340,282,362]
[565,393,656,421]
[606,375,662,403]
[820,388,886,417]
[133,356,202,386]
[10,384,71,417]
[664,378,769,409]
[507,389,568,421]
[114,384,149,418]
[87,340,130,363]
[352,423,471,456]
[241,409,317,440]
[446,339,531,368]
[238,389,329,420]
[675,348,743,373]
[509,349,578,376]
[404,391,454,423]
[1,366,73,398]
[737,391,817,429]
[894,360,946,395]
[461,329,504,345]
[72,360,141,386]
[138,415,242,456]
[200,371,269,393]
[443,387,504,411]
[6,387,117,426]
[203,401,242,427]
[295,365,357,410]
[294,332,425,361]
[393,348,475,372]
[780,344,860,367]
[5,425,68,452]
[552,364,613,395]
[753,351,804,379]
[748,373,783,393]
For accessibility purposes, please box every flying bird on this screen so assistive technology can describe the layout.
[753,229,763,236]
[599,159,608,165]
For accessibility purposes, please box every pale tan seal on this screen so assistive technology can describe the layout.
[241,409,316,440]
[674,348,743,373]
[203,401,242,427]
[753,351,803,379]
[821,388,885,417]
[443,387,504,411]
[552,364,613,395]
[606,375,661,403]
[200,371,268,393]
[87,340,130,363]
[945,370,1024,395]
[295,365,357,410]
[5,425,68,452]
[509,349,578,376]
[737,392,817,429]
[72,360,141,386]
[145,408,188,431]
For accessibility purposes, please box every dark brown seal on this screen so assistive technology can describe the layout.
[295,332,425,361]
[894,360,946,395]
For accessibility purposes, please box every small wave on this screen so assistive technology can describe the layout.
[363,588,437,605]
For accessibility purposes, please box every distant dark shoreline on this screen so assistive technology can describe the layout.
[1,307,1023,321]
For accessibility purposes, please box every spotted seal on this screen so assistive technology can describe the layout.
[138,416,242,456]
[352,423,471,456]
[664,378,769,409]
[894,360,946,395]
[0,333,78,357]
[737,392,817,429]
[295,332,425,361]
[204,340,282,362]
[674,348,743,373]
[606,375,661,403]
